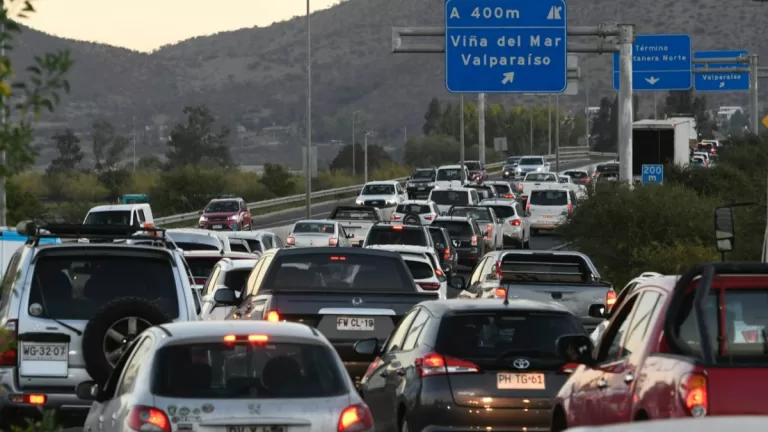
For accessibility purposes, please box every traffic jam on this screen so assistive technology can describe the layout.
[0,164,764,432]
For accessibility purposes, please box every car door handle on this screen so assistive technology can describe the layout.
[379,370,389,378]
[597,378,608,388]
[624,373,634,384]
[111,413,118,420]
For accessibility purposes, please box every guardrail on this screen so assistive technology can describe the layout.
[155,147,616,226]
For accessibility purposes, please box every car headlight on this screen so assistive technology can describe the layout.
[199,216,207,222]
[407,182,413,187]
[386,198,397,205]
[504,171,509,175]
[427,182,435,187]
[536,167,543,172]
[356,199,364,205]
[228,215,239,221]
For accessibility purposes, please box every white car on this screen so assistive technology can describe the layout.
[355,181,407,219]
[526,185,578,234]
[480,199,531,249]
[365,244,448,299]
[427,187,481,215]
[199,257,260,320]
[77,321,374,432]
[434,164,470,189]
[390,200,440,225]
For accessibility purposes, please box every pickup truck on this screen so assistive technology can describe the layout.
[328,205,383,246]
[551,262,768,429]
[516,171,560,206]
[457,250,611,331]
[212,247,439,384]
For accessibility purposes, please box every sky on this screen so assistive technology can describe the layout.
[23,0,339,52]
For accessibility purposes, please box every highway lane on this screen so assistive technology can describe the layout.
[249,157,613,230]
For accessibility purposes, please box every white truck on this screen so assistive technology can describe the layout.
[327,205,384,247]
[632,119,691,181]
[516,172,559,206]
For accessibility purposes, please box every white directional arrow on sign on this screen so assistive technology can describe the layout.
[645,76,660,85]
[501,72,515,84]
[719,82,726,88]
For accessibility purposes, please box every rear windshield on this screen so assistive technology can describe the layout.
[491,184,511,194]
[485,205,515,219]
[519,157,544,165]
[30,255,179,319]
[436,168,462,181]
[229,242,249,253]
[152,342,346,398]
[430,190,469,205]
[500,254,592,283]
[185,257,220,279]
[597,164,619,173]
[224,268,251,292]
[464,162,481,171]
[565,171,588,179]
[405,259,434,279]
[362,184,394,195]
[246,240,263,253]
[428,228,447,247]
[436,312,582,364]
[332,208,377,220]
[525,173,556,182]
[396,204,432,214]
[411,170,435,179]
[366,227,428,247]
[84,210,131,225]
[174,242,219,251]
[264,253,415,292]
[530,190,567,206]
[206,201,239,213]
[449,207,492,222]
[293,222,335,233]
[432,221,474,238]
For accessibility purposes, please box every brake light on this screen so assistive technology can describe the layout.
[443,248,451,260]
[505,193,513,199]
[329,237,338,246]
[518,183,524,191]
[585,178,591,184]
[337,404,373,432]
[470,235,478,246]
[559,363,580,374]
[415,352,480,376]
[248,334,268,343]
[435,269,445,278]
[495,260,504,278]
[127,406,171,432]
[330,256,346,261]
[605,290,616,310]
[393,225,403,230]
[525,203,531,213]
[391,214,401,220]
[286,236,295,246]
[417,282,440,290]
[592,172,598,178]
[0,320,17,366]
[223,334,236,342]
[567,203,572,214]
[510,219,521,226]
[742,330,758,343]
[680,373,708,415]
[424,216,433,221]
[266,310,280,322]
[493,287,506,298]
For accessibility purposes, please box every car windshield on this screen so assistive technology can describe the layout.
[430,190,469,205]
[450,207,492,222]
[485,205,515,219]
[530,190,567,206]
[245,240,263,252]
[293,222,335,234]
[559,177,570,184]
[491,184,512,194]
[464,162,481,170]
[435,312,583,367]
[206,201,239,213]
[411,170,434,179]
[525,173,556,182]
[565,171,588,179]
[332,208,378,220]
[597,164,619,173]
[436,168,462,181]
[366,227,428,247]
[152,341,346,398]
[30,254,179,320]
[404,259,434,279]
[264,253,414,292]
[396,203,432,214]
[84,210,131,225]
[432,221,474,237]
[224,268,251,292]
[506,157,521,164]
[519,157,544,165]
[428,228,447,247]
[185,256,221,280]
[361,184,394,195]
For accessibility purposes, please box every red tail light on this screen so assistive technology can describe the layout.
[0,320,17,366]
[391,214,401,220]
[518,183,524,191]
[495,260,504,278]
[415,352,480,376]
[443,248,451,260]
[338,404,373,432]
[592,172,598,178]
[470,235,478,246]
[493,287,506,298]
[585,178,591,184]
[424,215,433,220]
[504,193,514,199]
[417,282,441,290]
[559,362,580,374]
[510,219,521,226]
[329,237,338,246]
[127,406,171,432]
[742,330,758,343]
[266,310,280,322]
[567,203,573,214]
[485,224,493,239]
[525,203,531,213]
[605,290,617,311]
[286,236,295,246]
[23,394,46,405]
[680,373,708,415]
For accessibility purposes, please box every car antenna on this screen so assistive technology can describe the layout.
[503,289,510,306]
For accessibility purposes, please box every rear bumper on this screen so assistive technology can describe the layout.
[407,186,434,196]
[0,367,90,415]
[412,404,551,432]
[456,247,481,266]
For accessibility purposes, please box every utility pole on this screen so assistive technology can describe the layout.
[555,96,560,173]
[459,94,465,183]
[584,68,589,147]
[351,111,358,176]
[749,54,759,134]
[478,93,486,164]
[305,0,312,218]
[0,6,6,227]
[617,24,635,183]
[364,132,369,183]
[529,107,534,155]
[548,96,552,155]
[132,116,136,172]
[403,126,407,145]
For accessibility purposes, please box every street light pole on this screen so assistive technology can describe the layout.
[305,0,312,218]
[364,132,369,183]
[352,111,359,176]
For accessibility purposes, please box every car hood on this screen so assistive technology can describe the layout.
[358,194,396,201]
[203,211,238,218]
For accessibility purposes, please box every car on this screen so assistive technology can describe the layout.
[286,220,354,247]
[427,226,459,275]
[434,164,471,189]
[484,180,517,199]
[406,168,437,199]
[593,162,619,180]
[328,206,384,247]
[502,157,522,179]
[212,247,439,384]
[517,171,560,206]
[83,203,155,228]
[526,186,579,234]
[365,244,452,299]
[427,188,481,215]
[182,250,257,289]
[447,205,504,251]
[390,200,440,225]
[215,230,285,253]
[164,228,224,251]
[464,160,487,181]
[198,197,251,231]
[514,156,551,179]
[479,199,531,249]
[199,257,261,320]
[464,183,499,201]
[354,299,587,432]
[355,181,407,220]
[430,216,487,268]
[76,321,374,432]
[563,169,592,187]
[0,222,200,427]
[362,222,436,250]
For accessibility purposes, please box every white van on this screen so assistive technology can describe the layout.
[435,165,470,190]
[83,203,155,227]
[428,187,480,215]
[526,186,578,234]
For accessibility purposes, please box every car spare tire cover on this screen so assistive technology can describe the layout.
[82,297,171,384]
[403,213,421,225]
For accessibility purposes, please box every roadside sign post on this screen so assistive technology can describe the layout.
[693,50,749,92]
[641,164,664,185]
[612,34,692,91]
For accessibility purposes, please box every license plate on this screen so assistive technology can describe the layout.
[418,187,425,190]
[212,224,223,229]
[497,372,545,390]
[226,427,285,432]
[543,215,555,219]
[370,202,379,205]
[20,342,68,361]
[336,316,375,331]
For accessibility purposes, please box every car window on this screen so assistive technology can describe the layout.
[202,266,222,297]
[485,205,514,219]
[205,201,239,213]
[366,227,428,247]
[384,309,419,353]
[0,250,22,310]
[361,184,395,195]
[245,239,263,254]
[411,170,434,179]
[430,190,469,205]
[530,190,567,206]
[469,257,491,286]
[404,259,434,280]
[84,210,131,225]
[450,207,491,221]
[247,255,273,295]
[293,222,335,234]
[620,292,661,358]
[245,258,267,296]
[599,295,639,362]
[432,221,474,238]
[137,209,146,223]
[436,168,462,181]
[403,309,429,351]
[116,336,154,396]
[396,204,433,214]
[229,242,249,253]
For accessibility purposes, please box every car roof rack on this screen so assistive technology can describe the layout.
[17,221,170,248]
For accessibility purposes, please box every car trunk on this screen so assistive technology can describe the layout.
[292,233,334,248]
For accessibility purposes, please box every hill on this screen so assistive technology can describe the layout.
[12,0,768,165]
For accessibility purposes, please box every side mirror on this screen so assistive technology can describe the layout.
[714,206,735,253]
[449,275,466,290]
[198,209,204,215]
[346,233,355,239]
[354,338,380,356]
[556,334,595,366]
[75,380,101,401]
[213,288,238,306]
[588,304,606,319]
[525,211,531,217]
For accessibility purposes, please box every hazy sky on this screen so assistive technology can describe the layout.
[24,0,338,52]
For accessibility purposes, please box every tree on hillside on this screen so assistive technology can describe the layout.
[137,155,163,171]
[330,143,393,172]
[47,129,83,174]
[260,163,295,197]
[590,97,613,151]
[166,105,232,168]
[423,97,441,135]
[92,119,129,170]
[663,90,712,138]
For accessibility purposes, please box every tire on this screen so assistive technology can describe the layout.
[531,228,539,236]
[82,297,171,385]
[403,213,421,225]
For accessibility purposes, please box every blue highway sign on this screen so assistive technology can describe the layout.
[694,50,749,92]
[612,34,692,91]
[641,164,664,185]
[445,0,568,93]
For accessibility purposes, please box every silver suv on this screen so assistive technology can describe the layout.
[0,222,200,427]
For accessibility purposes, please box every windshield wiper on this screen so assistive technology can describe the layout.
[33,274,83,336]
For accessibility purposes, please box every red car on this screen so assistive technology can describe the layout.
[551,262,768,430]
[198,197,251,231]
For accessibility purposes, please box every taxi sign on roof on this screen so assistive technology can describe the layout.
[762,114,768,130]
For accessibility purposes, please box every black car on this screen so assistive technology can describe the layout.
[427,226,459,275]
[430,216,486,268]
[502,157,522,179]
[354,299,588,432]
[464,160,487,181]
[406,168,437,199]
[465,183,499,200]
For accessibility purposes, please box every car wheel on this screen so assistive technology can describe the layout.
[531,228,539,236]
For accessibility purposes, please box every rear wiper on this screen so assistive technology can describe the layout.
[33,274,83,336]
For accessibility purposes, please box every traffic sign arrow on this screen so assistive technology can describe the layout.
[645,76,660,85]
[501,72,515,84]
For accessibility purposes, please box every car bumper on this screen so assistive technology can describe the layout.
[456,247,481,266]
[407,186,434,196]
[411,398,551,431]
[530,218,566,230]
[0,367,91,415]
[199,220,241,230]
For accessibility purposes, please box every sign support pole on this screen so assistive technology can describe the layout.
[555,95,560,173]
[478,93,486,164]
[459,94,465,183]
[617,24,635,184]
[750,54,760,134]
